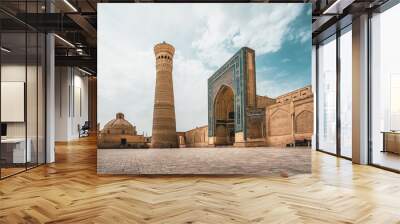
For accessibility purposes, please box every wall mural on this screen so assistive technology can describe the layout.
[97,3,313,175]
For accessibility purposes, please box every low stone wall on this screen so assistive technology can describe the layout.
[98,134,147,148]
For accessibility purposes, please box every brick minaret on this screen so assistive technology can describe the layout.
[151,42,177,148]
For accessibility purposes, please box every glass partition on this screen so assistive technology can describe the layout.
[371,3,400,171]
[27,31,38,169]
[0,2,46,179]
[1,31,28,177]
[317,35,337,154]
[339,27,352,158]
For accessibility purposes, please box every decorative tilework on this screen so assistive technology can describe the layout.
[208,47,254,137]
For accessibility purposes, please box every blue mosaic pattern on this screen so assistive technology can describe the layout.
[208,47,252,137]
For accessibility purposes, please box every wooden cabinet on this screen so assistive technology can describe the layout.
[382,132,400,154]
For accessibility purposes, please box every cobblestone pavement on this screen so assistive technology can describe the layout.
[97,147,311,176]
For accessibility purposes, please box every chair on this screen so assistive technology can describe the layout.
[79,121,90,138]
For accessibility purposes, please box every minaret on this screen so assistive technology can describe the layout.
[151,42,177,148]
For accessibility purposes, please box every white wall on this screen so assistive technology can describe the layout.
[55,67,89,141]
[1,65,41,138]
[1,65,26,139]
[1,63,47,164]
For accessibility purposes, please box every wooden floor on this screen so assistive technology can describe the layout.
[1,137,400,224]
[1,167,26,178]
[373,151,400,171]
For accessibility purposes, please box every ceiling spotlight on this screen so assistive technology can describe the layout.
[1,47,11,53]
[63,0,78,12]
[76,48,85,55]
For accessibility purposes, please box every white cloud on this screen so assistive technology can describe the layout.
[173,52,212,131]
[296,28,311,43]
[98,48,155,133]
[192,4,304,67]
[287,26,311,44]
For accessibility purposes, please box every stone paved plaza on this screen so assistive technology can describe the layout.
[97,147,311,176]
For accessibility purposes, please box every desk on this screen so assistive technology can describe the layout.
[382,131,400,154]
[1,138,31,163]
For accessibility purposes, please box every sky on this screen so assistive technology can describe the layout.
[98,3,312,135]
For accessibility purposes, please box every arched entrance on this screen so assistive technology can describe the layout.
[213,85,235,145]
[208,47,258,146]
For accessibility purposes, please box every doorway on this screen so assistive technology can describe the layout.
[213,85,235,145]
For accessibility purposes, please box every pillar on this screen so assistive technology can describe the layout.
[151,42,177,148]
[352,14,369,164]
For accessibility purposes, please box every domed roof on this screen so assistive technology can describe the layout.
[101,113,136,135]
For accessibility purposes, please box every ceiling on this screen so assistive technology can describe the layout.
[0,0,393,75]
